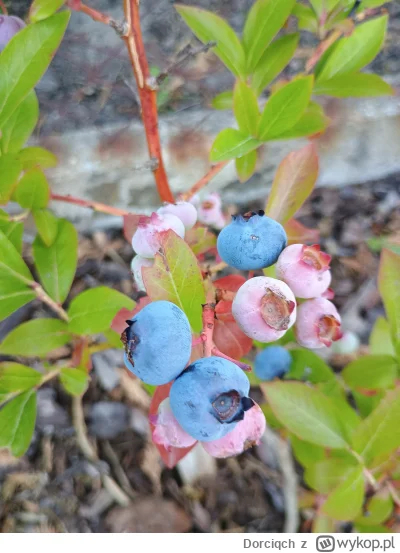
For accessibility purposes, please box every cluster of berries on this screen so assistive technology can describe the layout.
[124,201,342,459]
[122,300,265,458]
[131,194,225,291]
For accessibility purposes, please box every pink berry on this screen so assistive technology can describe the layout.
[131,212,185,258]
[157,201,197,230]
[276,244,331,299]
[0,15,25,51]
[232,276,296,342]
[202,402,266,458]
[197,193,226,229]
[131,255,153,292]
[295,297,342,349]
[151,398,197,450]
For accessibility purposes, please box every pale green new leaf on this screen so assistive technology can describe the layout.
[370,317,395,357]
[60,367,88,396]
[0,319,72,357]
[305,458,358,494]
[342,355,398,392]
[314,73,394,98]
[30,0,66,22]
[142,230,205,332]
[235,150,258,182]
[0,219,24,252]
[17,147,58,170]
[0,154,22,205]
[211,91,233,110]
[210,128,261,162]
[175,5,245,77]
[14,168,50,209]
[33,209,59,246]
[0,362,41,393]
[378,249,400,349]
[233,80,259,136]
[322,466,365,521]
[0,91,38,153]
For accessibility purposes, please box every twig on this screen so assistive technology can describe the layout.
[8,210,30,222]
[72,396,131,506]
[67,1,126,34]
[156,41,216,85]
[122,0,174,203]
[50,193,129,217]
[0,368,62,409]
[211,346,251,372]
[102,441,137,500]
[0,0,7,14]
[31,283,70,322]
[273,428,299,533]
[179,161,230,202]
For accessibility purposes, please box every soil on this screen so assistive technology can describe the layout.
[0,176,399,533]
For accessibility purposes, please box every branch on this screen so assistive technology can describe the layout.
[211,346,251,372]
[0,0,7,15]
[122,0,174,203]
[156,41,216,86]
[31,282,70,322]
[67,1,126,34]
[50,193,129,216]
[179,161,230,202]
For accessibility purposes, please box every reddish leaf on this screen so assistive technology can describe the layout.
[149,383,196,468]
[123,214,142,243]
[265,144,319,224]
[71,337,92,372]
[214,274,246,292]
[285,218,320,245]
[110,297,151,334]
[214,312,252,360]
[185,225,217,256]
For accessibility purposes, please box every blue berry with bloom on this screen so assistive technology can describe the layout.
[170,356,253,442]
[0,15,25,51]
[217,211,287,270]
[121,300,192,386]
[254,346,292,381]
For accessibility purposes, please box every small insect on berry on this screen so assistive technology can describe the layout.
[276,244,331,299]
[217,211,287,271]
[232,276,296,342]
[295,297,342,349]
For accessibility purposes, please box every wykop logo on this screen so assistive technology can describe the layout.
[316,536,335,553]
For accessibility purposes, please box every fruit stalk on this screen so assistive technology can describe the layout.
[0,1,8,14]
[122,0,174,203]
[50,193,130,216]
[180,161,229,202]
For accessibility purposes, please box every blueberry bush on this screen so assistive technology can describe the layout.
[0,0,399,533]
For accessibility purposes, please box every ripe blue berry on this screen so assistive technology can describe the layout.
[122,301,192,385]
[217,211,287,270]
[169,356,252,442]
[254,346,292,381]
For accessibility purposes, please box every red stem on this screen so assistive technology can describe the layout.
[79,2,112,24]
[51,193,129,216]
[180,161,229,202]
[211,347,252,373]
[122,0,174,203]
[0,0,7,14]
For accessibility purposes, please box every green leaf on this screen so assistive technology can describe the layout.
[33,208,59,246]
[309,0,341,16]
[252,34,299,95]
[243,0,296,72]
[14,168,50,209]
[0,230,35,321]
[258,76,314,140]
[317,16,388,82]
[342,355,398,392]
[175,5,245,77]
[210,128,261,162]
[353,390,385,418]
[17,147,58,170]
[0,12,70,129]
[305,458,358,494]
[0,154,22,204]
[314,72,394,98]
[0,390,36,457]
[378,249,400,350]
[33,218,78,304]
[0,219,24,253]
[211,91,233,110]
[353,389,400,466]
[103,328,123,349]
[0,319,72,357]
[142,230,205,332]
[273,101,329,139]
[0,91,39,153]
[370,317,396,357]
[355,523,391,533]
[290,433,325,468]
[233,80,259,136]
[292,4,318,33]
[185,226,217,256]
[236,150,258,182]
[356,0,392,10]
[322,466,365,521]
[0,362,41,393]
[285,347,334,383]
[312,515,335,533]
[261,381,349,448]
[68,287,135,335]
[265,143,319,224]
[30,0,66,22]
[59,367,88,396]
[356,489,393,526]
